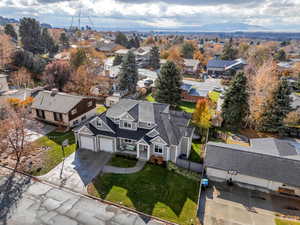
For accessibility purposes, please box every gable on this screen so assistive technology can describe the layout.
[120,112,135,121]
[137,138,148,145]
[90,117,115,133]
[78,125,94,136]
[146,129,159,138]
[150,136,167,145]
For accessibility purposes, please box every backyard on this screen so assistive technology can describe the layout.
[189,140,203,163]
[88,163,200,225]
[30,131,76,176]
[275,218,300,225]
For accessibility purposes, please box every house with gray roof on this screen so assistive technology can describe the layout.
[74,99,195,162]
[207,58,245,77]
[205,138,300,196]
[31,90,96,128]
[183,59,200,76]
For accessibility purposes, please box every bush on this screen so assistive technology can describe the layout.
[167,162,200,181]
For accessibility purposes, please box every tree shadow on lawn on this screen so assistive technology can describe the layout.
[45,131,76,146]
[92,164,200,223]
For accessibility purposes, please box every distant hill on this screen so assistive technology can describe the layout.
[199,22,268,32]
[0,16,52,28]
[0,16,18,25]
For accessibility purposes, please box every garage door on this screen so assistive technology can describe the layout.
[99,138,114,152]
[80,136,95,151]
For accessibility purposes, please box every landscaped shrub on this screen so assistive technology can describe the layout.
[167,162,200,181]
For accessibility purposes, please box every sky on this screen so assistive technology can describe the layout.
[1,0,300,31]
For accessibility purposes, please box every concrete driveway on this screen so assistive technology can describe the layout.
[39,149,112,193]
[25,120,56,142]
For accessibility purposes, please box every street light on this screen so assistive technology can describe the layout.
[59,139,69,179]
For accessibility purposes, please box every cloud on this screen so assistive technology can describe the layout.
[0,0,299,31]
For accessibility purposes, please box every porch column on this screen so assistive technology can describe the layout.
[147,145,150,160]
[137,144,140,159]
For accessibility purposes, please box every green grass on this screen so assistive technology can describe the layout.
[275,218,300,225]
[96,105,107,114]
[146,94,156,102]
[89,164,200,225]
[178,101,195,114]
[30,131,76,176]
[208,91,221,103]
[189,140,203,163]
[108,155,137,168]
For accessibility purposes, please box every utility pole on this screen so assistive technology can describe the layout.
[59,139,68,179]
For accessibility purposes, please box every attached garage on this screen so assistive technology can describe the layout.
[99,137,114,152]
[80,136,95,151]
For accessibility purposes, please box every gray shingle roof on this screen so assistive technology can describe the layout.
[31,91,85,114]
[207,59,236,68]
[205,141,300,188]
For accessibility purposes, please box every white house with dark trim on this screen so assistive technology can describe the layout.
[205,138,300,196]
[74,99,195,162]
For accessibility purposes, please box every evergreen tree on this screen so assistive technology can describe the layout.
[149,46,160,70]
[4,24,17,41]
[259,79,292,132]
[113,55,123,66]
[222,72,249,128]
[274,49,287,61]
[115,32,129,48]
[41,28,58,55]
[71,48,87,68]
[155,61,182,106]
[134,35,140,48]
[221,40,238,60]
[19,17,44,54]
[59,33,70,49]
[181,42,195,59]
[298,73,300,91]
[118,51,138,93]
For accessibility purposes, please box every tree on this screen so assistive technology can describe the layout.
[42,60,71,90]
[115,32,129,48]
[284,111,300,127]
[70,48,87,68]
[259,79,292,132]
[118,51,138,93]
[59,33,70,49]
[4,24,17,41]
[221,41,238,60]
[19,17,43,54]
[181,42,195,59]
[143,36,156,46]
[298,73,300,90]
[167,46,184,69]
[193,99,212,140]
[193,50,207,67]
[113,55,123,66]
[10,67,33,88]
[274,49,287,61]
[149,46,160,70]
[41,28,58,55]
[0,34,15,70]
[155,61,182,106]
[0,100,33,170]
[222,72,249,128]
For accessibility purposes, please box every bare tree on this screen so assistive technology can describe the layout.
[0,34,15,70]
[0,100,33,170]
[10,67,34,88]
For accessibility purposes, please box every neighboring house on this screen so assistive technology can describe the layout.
[96,42,117,56]
[291,93,300,111]
[207,58,245,76]
[183,59,200,76]
[181,83,208,103]
[31,90,96,128]
[205,138,300,196]
[74,99,195,162]
[115,47,151,68]
[104,57,121,79]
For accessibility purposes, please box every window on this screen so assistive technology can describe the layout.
[73,120,79,125]
[154,145,163,154]
[54,112,62,121]
[124,139,132,143]
[87,101,93,107]
[147,123,152,127]
[81,115,87,121]
[71,109,77,115]
[123,121,132,129]
[97,120,102,128]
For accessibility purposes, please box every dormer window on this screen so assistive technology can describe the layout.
[87,101,93,107]
[71,109,77,115]
[124,121,132,129]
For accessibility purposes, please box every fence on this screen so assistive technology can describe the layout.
[176,158,203,173]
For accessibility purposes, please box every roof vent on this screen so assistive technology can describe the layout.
[50,88,58,96]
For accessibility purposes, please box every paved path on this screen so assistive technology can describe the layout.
[102,160,146,174]
[0,167,165,225]
[39,150,112,193]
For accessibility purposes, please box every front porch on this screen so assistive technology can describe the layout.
[117,138,150,161]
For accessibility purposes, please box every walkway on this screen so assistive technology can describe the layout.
[102,160,146,174]
[39,149,112,193]
[0,167,165,225]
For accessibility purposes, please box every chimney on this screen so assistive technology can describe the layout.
[50,88,58,96]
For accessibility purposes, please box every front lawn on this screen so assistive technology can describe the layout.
[189,140,203,163]
[88,164,200,225]
[108,155,137,168]
[275,218,300,225]
[178,101,195,114]
[145,93,156,102]
[208,91,221,103]
[30,131,76,176]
